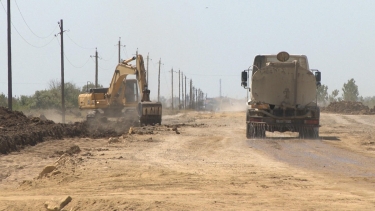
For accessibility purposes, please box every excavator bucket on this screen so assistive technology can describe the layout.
[138,102,162,125]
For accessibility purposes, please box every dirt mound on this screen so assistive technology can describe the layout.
[0,107,136,154]
[323,101,375,115]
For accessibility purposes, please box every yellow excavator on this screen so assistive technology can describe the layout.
[78,54,162,125]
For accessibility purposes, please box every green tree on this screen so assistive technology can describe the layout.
[342,78,359,101]
[0,93,32,110]
[328,89,339,102]
[33,90,60,109]
[17,95,34,109]
[0,93,7,107]
[1,80,82,111]
[317,84,328,105]
[64,82,81,108]
[30,80,81,109]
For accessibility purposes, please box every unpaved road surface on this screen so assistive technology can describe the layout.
[1,111,375,210]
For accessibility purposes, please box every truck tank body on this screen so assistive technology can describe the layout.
[251,62,316,108]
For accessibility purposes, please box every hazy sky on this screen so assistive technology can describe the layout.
[1,0,375,101]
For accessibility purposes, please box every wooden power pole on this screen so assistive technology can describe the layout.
[58,19,65,123]
[185,76,187,109]
[7,0,12,110]
[90,48,99,88]
[192,87,195,109]
[190,79,192,109]
[116,37,125,63]
[197,89,199,109]
[118,37,121,63]
[95,49,98,87]
[178,70,180,109]
[158,58,161,102]
[181,72,183,109]
[171,68,174,110]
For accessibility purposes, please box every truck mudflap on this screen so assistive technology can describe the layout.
[246,121,320,139]
[138,102,162,125]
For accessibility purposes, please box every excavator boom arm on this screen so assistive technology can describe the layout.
[106,61,136,104]
[135,54,151,102]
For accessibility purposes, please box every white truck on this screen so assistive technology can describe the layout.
[241,51,321,138]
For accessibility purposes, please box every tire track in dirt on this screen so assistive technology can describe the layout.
[246,113,375,182]
[247,138,375,178]
[322,113,351,125]
[341,115,375,127]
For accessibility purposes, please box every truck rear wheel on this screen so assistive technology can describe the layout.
[246,123,252,139]
[246,123,266,139]
[299,127,319,139]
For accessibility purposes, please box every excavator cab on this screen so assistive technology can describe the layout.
[124,79,139,104]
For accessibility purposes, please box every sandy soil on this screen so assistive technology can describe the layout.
[1,111,375,210]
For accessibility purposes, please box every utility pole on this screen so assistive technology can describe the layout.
[192,86,194,109]
[189,80,192,109]
[146,53,149,85]
[192,87,195,109]
[181,72,184,109]
[195,89,199,110]
[171,68,174,110]
[7,0,12,110]
[58,19,65,123]
[118,37,120,63]
[116,37,125,63]
[198,89,200,109]
[202,90,205,109]
[91,48,99,88]
[185,76,187,109]
[200,91,204,108]
[178,70,180,109]
[95,49,98,87]
[202,91,205,109]
[158,58,161,102]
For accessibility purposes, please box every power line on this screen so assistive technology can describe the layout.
[14,25,56,48]
[100,47,117,61]
[1,1,57,48]
[14,0,58,39]
[98,64,114,70]
[66,56,90,68]
[122,46,129,59]
[91,57,114,70]
[65,32,95,50]
[54,37,91,68]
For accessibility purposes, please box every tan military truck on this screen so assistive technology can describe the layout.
[241,51,321,138]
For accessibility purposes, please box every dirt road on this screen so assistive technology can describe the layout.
[1,111,375,210]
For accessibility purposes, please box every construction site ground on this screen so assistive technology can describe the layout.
[1,108,375,210]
